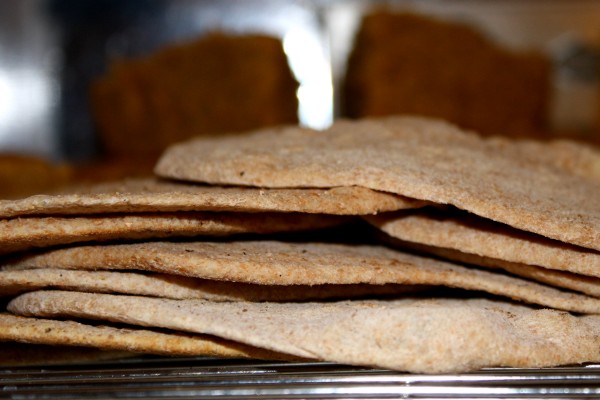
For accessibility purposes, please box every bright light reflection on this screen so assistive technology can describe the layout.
[283,28,333,130]
[0,72,16,130]
[0,68,53,153]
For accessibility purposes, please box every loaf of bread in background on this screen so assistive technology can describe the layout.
[91,32,299,161]
[342,11,551,138]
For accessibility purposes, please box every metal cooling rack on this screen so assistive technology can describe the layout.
[3,357,600,399]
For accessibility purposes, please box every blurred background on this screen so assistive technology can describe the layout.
[1,0,600,195]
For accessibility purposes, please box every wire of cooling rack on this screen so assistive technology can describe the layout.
[3,357,600,399]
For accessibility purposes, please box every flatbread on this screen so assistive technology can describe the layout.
[0,312,293,361]
[0,213,345,255]
[400,242,600,299]
[0,177,421,218]
[10,291,600,373]
[0,268,427,301]
[154,116,600,251]
[365,209,600,277]
[6,241,600,313]
[483,136,600,182]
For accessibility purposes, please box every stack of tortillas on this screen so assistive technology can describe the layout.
[2,116,600,373]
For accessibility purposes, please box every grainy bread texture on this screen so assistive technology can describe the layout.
[5,241,600,313]
[154,116,600,251]
[10,291,600,373]
[484,137,600,182]
[399,243,600,299]
[366,209,600,277]
[0,213,345,255]
[0,177,420,218]
[0,268,427,302]
[0,312,293,361]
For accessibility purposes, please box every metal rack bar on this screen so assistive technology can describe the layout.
[3,358,600,399]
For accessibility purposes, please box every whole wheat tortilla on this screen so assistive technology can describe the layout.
[366,209,600,278]
[0,213,345,255]
[483,137,600,182]
[0,177,421,218]
[10,291,600,373]
[154,116,600,251]
[399,242,600,299]
[0,268,427,301]
[0,312,293,361]
[6,240,600,313]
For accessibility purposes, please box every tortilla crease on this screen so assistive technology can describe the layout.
[0,313,294,361]
[5,240,600,313]
[154,116,600,251]
[0,269,428,301]
[365,208,600,277]
[0,177,422,218]
[0,213,346,256]
[9,291,600,374]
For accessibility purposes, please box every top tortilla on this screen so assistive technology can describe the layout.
[0,177,420,218]
[155,116,600,251]
[483,136,600,182]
